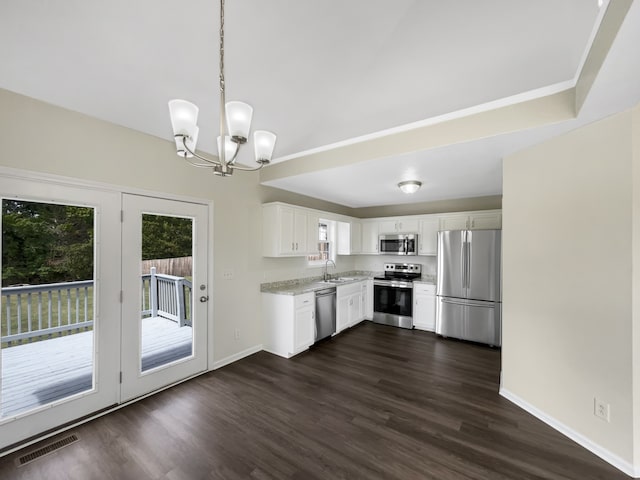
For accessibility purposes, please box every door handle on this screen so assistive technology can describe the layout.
[199,295,209,303]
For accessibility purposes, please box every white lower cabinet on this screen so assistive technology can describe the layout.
[362,280,373,320]
[413,283,436,332]
[336,282,364,333]
[263,292,315,358]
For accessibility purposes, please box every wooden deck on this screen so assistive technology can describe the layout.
[1,316,193,418]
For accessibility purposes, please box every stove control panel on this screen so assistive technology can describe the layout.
[383,263,422,275]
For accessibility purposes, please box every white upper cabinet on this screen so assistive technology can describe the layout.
[379,218,419,234]
[307,212,320,256]
[350,220,362,255]
[418,217,439,256]
[263,203,314,257]
[438,210,502,231]
[361,221,379,254]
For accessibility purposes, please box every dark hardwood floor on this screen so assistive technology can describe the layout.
[0,322,628,479]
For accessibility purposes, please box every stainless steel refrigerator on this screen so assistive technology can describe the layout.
[436,229,501,346]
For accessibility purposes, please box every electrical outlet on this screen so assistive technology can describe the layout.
[223,270,234,280]
[594,398,610,422]
[234,329,240,340]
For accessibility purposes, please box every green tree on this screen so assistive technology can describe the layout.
[141,214,192,260]
[2,200,94,286]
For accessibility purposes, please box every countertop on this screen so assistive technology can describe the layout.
[261,272,436,295]
[261,274,373,296]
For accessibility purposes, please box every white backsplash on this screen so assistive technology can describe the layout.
[353,254,437,277]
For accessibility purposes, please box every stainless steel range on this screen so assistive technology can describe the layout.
[373,263,422,329]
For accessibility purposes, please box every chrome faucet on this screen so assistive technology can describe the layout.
[323,259,336,281]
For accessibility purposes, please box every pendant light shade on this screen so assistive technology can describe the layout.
[225,101,253,143]
[254,130,277,164]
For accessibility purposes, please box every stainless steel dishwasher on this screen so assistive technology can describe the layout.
[315,287,336,342]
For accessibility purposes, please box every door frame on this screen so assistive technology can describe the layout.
[0,167,215,452]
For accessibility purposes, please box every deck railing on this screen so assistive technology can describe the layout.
[2,269,192,346]
[141,267,192,327]
[1,280,94,346]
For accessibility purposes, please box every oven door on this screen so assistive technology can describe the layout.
[373,281,413,329]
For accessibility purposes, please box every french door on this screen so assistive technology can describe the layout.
[0,176,121,450]
[0,177,210,450]
[120,194,209,402]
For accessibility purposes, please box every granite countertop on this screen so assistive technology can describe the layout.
[261,271,376,296]
[261,271,436,295]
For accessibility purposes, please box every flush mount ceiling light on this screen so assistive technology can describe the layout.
[398,180,422,194]
[168,0,277,177]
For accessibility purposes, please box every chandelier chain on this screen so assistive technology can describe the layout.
[219,0,225,93]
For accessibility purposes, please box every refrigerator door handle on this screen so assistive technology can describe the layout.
[440,297,495,308]
[460,235,466,292]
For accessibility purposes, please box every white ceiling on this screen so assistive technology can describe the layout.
[1,1,639,208]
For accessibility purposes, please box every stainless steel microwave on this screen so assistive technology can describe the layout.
[379,234,418,255]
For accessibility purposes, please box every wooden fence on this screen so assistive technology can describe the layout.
[141,256,192,277]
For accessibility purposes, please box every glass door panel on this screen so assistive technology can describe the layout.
[140,214,194,372]
[121,194,208,402]
[1,200,96,417]
[0,175,121,451]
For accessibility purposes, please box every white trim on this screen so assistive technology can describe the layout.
[211,344,263,370]
[0,166,211,207]
[500,388,638,478]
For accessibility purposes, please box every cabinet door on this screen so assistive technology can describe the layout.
[294,304,315,353]
[469,212,502,230]
[378,220,399,234]
[348,292,362,327]
[361,221,379,254]
[293,210,308,253]
[350,221,362,254]
[413,292,436,331]
[307,213,320,255]
[396,218,419,233]
[419,218,439,255]
[336,295,350,333]
[365,280,374,318]
[438,213,469,231]
[279,206,296,254]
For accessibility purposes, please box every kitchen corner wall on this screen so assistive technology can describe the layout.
[503,105,639,473]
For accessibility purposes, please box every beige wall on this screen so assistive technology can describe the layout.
[0,89,358,364]
[353,195,502,218]
[633,105,640,468]
[503,108,636,465]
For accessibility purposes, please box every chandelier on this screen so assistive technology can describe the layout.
[168,0,277,176]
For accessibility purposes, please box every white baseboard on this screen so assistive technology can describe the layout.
[500,388,638,478]
[212,344,263,370]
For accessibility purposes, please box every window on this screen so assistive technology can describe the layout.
[308,220,335,266]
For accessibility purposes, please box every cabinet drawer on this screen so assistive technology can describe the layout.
[337,282,361,298]
[294,292,315,309]
[414,283,436,294]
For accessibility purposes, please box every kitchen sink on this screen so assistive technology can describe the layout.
[320,277,358,284]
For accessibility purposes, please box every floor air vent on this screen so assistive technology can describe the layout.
[17,434,79,467]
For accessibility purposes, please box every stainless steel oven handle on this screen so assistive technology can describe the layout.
[373,281,413,289]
